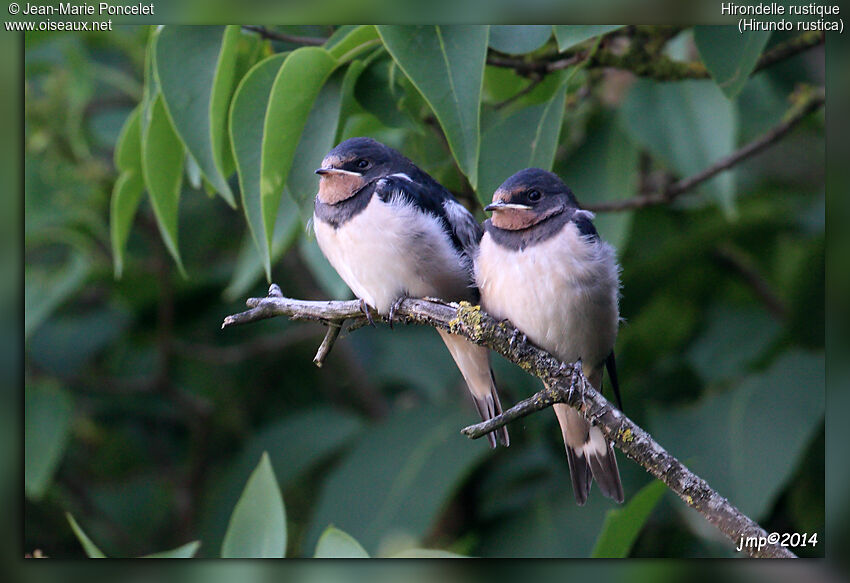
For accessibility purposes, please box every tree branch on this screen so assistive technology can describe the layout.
[222,289,795,558]
[241,25,327,46]
[486,30,824,81]
[585,87,825,213]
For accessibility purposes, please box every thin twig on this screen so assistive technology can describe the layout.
[222,293,795,558]
[585,88,825,212]
[241,25,327,46]
[714,245,787,320]
[314,320,344,367]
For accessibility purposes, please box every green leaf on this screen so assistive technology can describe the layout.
[622,79,737,213]
[114,104,142,173]
[222,195,301,302]
[155,25,241,207]
[25,383,73,500]
[326,25,380,62]
[260,47,338,272]
[110,171,144,279]
[478,75,567,206]
[354,57,420,131]
[144,541,201,558]
[221,452,287,558]
[378,25,488,189]
[66,513,107,558]
[591,480,666,558]
[141,94,186,276]
[553,26,623,52]
[557,111,639,250]
[199,407,363,556]
[488,25,552,55]
[25,250,91,338]
[649,350,824,520]
[287,67,346,219]
[694,26,771,99]
[306,402,491,554]
[687,305,780,384]
[230,53,288,279]
[109,103,145,278]
[314,526,370,558]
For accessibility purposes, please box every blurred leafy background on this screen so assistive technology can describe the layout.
[24,25,824,558]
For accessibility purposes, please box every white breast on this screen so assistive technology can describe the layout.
[313,196,472,314]
[475,223,620,372]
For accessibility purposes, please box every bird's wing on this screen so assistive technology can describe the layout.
[374,174,482,257]
[571,209,599,240]
[441,198,484,257]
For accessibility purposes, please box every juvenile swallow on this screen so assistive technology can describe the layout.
[312,137,509,448]
[475,168,624,504]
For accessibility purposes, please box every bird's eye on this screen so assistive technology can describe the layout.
[356,159,370,169]
[527,190,542,202]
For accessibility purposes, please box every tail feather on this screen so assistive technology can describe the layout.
[585,427,624,503]
[565,445,592,506]
[472,392,509,448]
[555,398,623,505]
[438,330,510,448]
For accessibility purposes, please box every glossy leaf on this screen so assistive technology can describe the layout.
[199,408,363,556]
[553,26,623,52]
[326,25,380,62]
[25,383,73,500]
[478,75,567,206]
[111,105,145,278]
[113,104,142,173]
[378,25,488,189]
[591,480,666,558]
[155,25,240,207]
[557,111,638,250]
[314,526,370,558]
[141,94,186,276]
[229,53,287,279]
[144,541,201,558]
[694,26,771,99]
[622,79,737,212]
[287,67,346,219]
[489,25,552,55]
[649,350,824,520]
[221,452,287,558]
[260,47,338,272]
[110,171,144,279]
[66,513,107,558]
[222,195,300,302]
[306,402,491,554]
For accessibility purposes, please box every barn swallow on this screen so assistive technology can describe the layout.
[475,168,624,504]
[312,137,509,448]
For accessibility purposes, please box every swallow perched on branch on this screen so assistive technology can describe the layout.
[475,168,624,504]
[312,137,509,448]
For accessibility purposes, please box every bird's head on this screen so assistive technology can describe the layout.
[485,168,578,231]
[315,137,401,204]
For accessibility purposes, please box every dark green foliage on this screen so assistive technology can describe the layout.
[24,25,824,558]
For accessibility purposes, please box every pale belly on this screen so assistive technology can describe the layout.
[475,227,620,372]
[313,196,471,314]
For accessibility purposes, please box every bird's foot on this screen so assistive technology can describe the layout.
[508,327,527,350]
[359,298,376,327]
[388,296,408,330]
[569,358,587,410]
[268,283,283,298]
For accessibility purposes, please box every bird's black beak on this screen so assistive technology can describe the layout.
[315,168,331,175]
